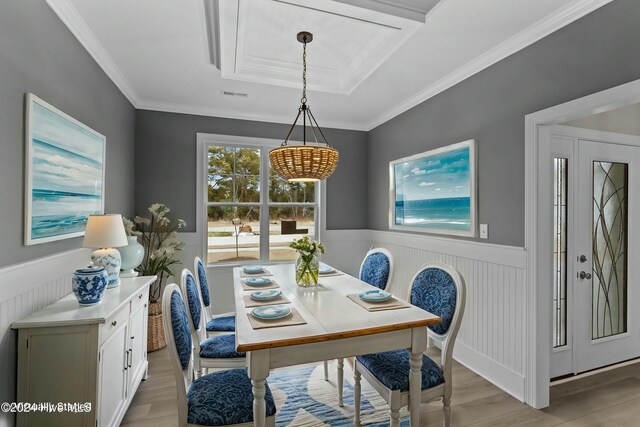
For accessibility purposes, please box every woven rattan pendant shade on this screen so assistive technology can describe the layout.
[269,145,339,182]
[269,31,339,182]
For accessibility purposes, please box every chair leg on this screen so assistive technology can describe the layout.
[337,358,344,407]
[354,368,361,426]
[390,408,401,427]
[323,360,329,381]
[443,396,452,427]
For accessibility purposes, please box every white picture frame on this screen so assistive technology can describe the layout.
[389,139,477,237]
[25,93,106,245]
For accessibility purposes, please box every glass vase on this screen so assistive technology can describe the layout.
[295,253,319,287]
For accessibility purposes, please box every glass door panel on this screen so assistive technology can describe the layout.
[592,161,628,340]
[553,158,568,348]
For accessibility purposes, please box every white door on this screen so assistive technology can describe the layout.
[550,126,640,377]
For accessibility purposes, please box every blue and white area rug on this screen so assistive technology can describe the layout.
[268,362,409,426]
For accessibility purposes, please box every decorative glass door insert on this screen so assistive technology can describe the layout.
[591,161,628,340]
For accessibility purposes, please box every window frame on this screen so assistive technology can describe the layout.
[196,133,321,267]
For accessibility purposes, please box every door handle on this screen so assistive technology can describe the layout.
[578,271,592,280]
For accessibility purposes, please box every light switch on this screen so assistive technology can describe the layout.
[480,224,488,239]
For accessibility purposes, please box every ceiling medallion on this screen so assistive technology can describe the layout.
[269,31,339,182]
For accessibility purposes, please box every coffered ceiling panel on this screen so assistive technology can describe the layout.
[217,0,420,93]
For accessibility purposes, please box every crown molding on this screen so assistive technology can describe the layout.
[365,0,615,130]
[137,100,369,132]
[46,0,141,107]
[47,0,612,132]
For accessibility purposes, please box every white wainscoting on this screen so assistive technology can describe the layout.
[367,230,527,400]
[0,248,91,427]
[318,230,528,400]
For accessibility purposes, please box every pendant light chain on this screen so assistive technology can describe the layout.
[301,35,307,105]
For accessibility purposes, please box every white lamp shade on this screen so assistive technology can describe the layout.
[83,214,128,249]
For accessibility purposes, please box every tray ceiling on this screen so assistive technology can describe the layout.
[215,0,422,94]
[47,0,613,130]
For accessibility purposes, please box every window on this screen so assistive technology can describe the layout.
[203,138,318,264]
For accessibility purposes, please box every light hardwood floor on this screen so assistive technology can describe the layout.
[121,347,640,426]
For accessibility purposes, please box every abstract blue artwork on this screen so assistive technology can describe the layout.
[390,140,476,236]
[25,94,105,245]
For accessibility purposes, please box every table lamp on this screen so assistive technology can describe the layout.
[83,214,128,288]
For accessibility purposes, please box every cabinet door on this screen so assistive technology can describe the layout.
[98,322,128,427]
[128,300,147,392]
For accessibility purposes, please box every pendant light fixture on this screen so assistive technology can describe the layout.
[269,31,339,182]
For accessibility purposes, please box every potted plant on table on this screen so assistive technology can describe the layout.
[133,203,185,351]
[290,236,325,287]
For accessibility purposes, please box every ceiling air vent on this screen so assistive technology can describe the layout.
[221,91,248,98]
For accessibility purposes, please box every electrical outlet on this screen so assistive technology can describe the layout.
[480,224,488,239]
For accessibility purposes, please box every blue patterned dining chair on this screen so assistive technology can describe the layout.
[194,256,236,337]
[352,262,466,427]
[180,268,246,378]
[162,284,277,426]
[359,247,393,290]
[328,247,395,405]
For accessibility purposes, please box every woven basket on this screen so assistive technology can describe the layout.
[147,302,166,352]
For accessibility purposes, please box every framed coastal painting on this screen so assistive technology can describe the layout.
[24,93,105,245]
[389,139,477,237]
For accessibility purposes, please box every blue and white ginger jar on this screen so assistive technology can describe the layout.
[72,266,108,306]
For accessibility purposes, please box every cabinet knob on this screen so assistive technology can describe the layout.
[111,320,117,326]
[139,294,143,299]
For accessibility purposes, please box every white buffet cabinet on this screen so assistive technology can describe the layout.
[11,276,155,427]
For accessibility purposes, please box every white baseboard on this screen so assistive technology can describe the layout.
[454,341,526,401]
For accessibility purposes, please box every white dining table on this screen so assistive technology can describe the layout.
[233,263,441,426]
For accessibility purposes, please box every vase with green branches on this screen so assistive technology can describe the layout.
[290,236,324,287]
[132,203,185,303]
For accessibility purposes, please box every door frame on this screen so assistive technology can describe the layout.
[525,77,640,409]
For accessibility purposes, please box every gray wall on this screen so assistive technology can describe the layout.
[368,0,640,247]
[0,0,136,268]
[135,110,368,230]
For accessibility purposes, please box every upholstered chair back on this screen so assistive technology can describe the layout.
[194,256,212,319]
[162,283,193,426]
[358,247,394,290]
[180,268,207,347]
[408,262,466,386]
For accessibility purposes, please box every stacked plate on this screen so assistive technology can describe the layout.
[243,265,265,274]
[245,276,271,286]
[251,304,291,320]
[358,289,392,303]
[250,289,282,301]
[319,263,335,274]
